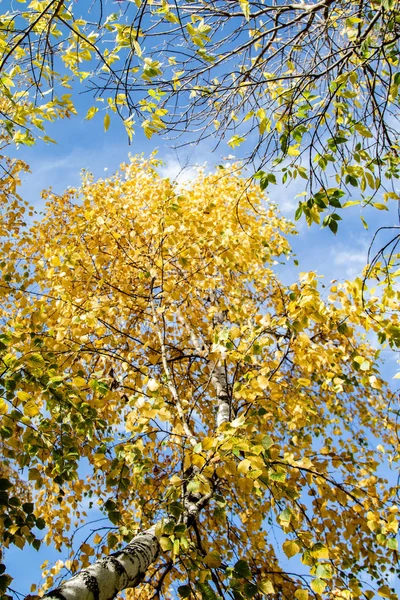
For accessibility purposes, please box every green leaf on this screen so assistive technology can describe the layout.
[169,501,184,517]
[329,221,338,235]
[243,583,258,598]
[295,205,303,221]
[195,581,220,600]
[234,559,251,578]
[178,585,192,598]
[328,194,342,208]
[269,470,286,482]
[159,536,173,551]
[387,538,398,550]
[0,478,12,491]
[187,479,200,493]
[345,174,358,187]
[261,435,273,450]
[278,508,292,524]
[25,353,44,365]
[108,510,120,525]
[35,517,46,530]
[315,563,332,579]
[32,538,41,551]
[22,502,34,514]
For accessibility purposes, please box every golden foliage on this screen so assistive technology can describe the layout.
[0,156,398,599]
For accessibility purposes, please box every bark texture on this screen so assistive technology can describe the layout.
[44,526,159,600]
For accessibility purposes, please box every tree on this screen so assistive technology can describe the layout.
[0,0,399,229]
[0,156,398,599]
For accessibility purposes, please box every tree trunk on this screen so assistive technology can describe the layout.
[44,525,160,600]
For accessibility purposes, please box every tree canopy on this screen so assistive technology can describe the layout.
[0,0,399,230]
[0,156,399,599]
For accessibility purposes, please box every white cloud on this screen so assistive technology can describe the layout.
[158,155,204,185]
[331,244,369,278]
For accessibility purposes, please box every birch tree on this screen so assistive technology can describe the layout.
[0,156,398,600]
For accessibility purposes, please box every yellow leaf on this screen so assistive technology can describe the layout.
[16,391,30,402]
[311,543,329,558]
[204,551,221,568]
[260,580,275,594]
[282,540,300,558]
[50,255,61,267]
[287,145,300,156]
[294,590,309,600]
[378,586,392,598]
[72,376,87,387]
[257,375,269,389]
[104,112,111,132]
[85,106,99,120]
[353,355,365,364]
[310,579,326,594]
[201,437,214,451]
[192,454,206,468]
[231,415,246,428]
[199,570,209,583]
[369,375,381,389]
[238,477,253,493]
[159,537,173,551]
[237,458,251,474]
[132,39,142,57]
[0,399,8,415]
[24,401,40,417]
[239,0,250,20]
[170,475,182,485]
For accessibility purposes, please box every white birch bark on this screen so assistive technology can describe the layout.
[176,304,231,429]
[43,525,160,600]
[212,363,230,428]
[211,304,231,428]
